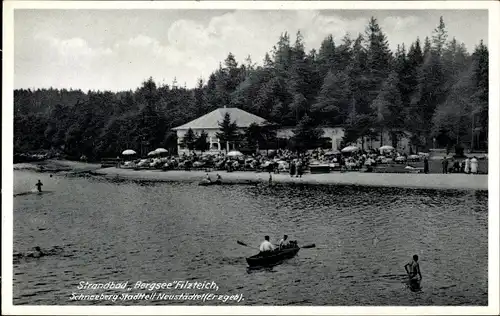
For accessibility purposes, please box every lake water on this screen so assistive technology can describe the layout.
[13,170,488,305]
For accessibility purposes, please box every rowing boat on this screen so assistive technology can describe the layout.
[246,247,300,267]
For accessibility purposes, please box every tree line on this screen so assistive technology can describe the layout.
[14,16,488,160]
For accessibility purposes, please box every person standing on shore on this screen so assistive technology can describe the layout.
[289,160,296,178]
[465,157,471,174]
[470,156,478,174]
[441,157,449,174]
[423,156,429,174]
[296,160,303,178]
[339,155,345,173]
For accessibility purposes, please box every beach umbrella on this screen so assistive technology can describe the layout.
[379,145,395,151]
[325,150,340,155]
[155,148,168,153]
[147,151,157,156]
[341,146,359,153]
[122,149,137,155]
[227,150,244,157]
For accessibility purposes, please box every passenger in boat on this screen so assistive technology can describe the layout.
[279,235,290,249]
[404,254,422,284]
[259,236,275,253]
[205,173,212,183]
[35,180,43,192]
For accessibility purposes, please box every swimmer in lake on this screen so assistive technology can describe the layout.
[35,180,43,192]
[26,246,45,258]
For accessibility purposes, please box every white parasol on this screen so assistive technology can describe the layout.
[155,148,168,153]
[122,149,137,155]
[227,150,244,157]
[379,145,395,151]
[325,150,340,155]
[147,151,158,156]
[341,146,359,153]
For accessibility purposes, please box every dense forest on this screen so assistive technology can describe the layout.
[14,17,489,160]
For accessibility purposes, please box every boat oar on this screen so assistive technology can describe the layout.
[237,240,251,247]
[301,243,316,249]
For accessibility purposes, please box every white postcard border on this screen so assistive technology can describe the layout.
[2,1,499,315]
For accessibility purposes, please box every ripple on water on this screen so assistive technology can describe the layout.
[12,170,488,306]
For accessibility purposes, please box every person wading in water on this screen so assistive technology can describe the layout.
[404,254,422,289]
[35,180,43,193]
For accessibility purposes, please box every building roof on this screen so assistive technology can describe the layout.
[172,107,270,130]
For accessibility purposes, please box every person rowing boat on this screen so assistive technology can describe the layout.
[259,236,275,254]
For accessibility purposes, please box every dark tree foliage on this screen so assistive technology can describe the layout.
[14,16,488,160]
[243,122,278,153]
[182,128,196,152]
[292,114,324,152]
[195,130,209,152]
[216,113,239,152]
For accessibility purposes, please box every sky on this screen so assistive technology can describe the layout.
[14,9,488,92]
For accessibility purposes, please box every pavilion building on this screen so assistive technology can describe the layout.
[172,107,411,155]
[172,107,270,155]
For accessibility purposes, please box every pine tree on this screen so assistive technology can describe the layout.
[334,34,353,72]
[216,112,239,152]
[471,40,489,149]
[423,36,431,57]
[365,17,393,107]
[182,128,196,152]
[244,123,263,152]
[371,71,405,146]
[317,34,336,79]
[288,31,310,123]
[312,70,351,125]
[432,16,448,57]
[292,114,324,152]
[410,17,451,148]
[193,78,208,117]
[194,130,209,152]
[273,32,292,75]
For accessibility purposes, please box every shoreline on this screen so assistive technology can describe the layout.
[93,166,488,191]
[14,160,488,191]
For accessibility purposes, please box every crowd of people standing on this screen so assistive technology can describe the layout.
[441,156,479,174]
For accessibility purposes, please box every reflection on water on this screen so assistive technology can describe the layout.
[13,171,487,305]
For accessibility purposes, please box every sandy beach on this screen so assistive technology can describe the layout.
[13,159,488,190]
[93,166,488,191]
